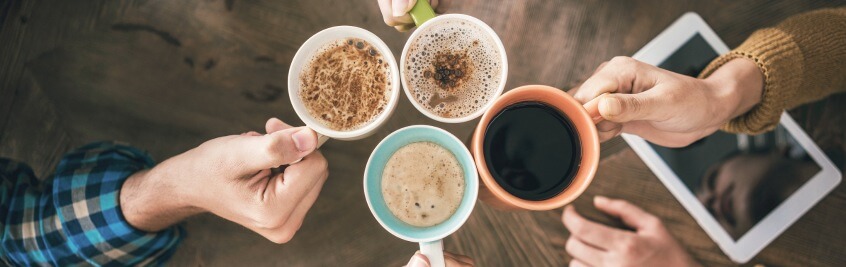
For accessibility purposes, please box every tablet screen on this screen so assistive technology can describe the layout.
[649,34,822,240]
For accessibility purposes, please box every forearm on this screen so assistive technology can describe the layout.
[121,167,203,232]
[2,143,184,266]
[778,7,846,106]
[700,7,846,134]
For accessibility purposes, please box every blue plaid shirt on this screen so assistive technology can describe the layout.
[1,142,182,266]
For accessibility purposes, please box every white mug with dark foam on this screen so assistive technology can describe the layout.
[400,0,508,123]
[288,26,401,149]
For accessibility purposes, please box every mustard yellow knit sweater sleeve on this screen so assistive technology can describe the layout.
[699,7,846,134]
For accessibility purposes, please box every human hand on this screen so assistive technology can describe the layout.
[570,56,763,147]
[378,0,451,31]
[405,251,474,267]
[121,118,329,244]
[561,196,700,267]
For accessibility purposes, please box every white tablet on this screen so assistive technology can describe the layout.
[626,12,842,263]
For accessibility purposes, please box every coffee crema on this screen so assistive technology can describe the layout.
[299,38,391,131]
[404,17,502,118]
[382,142,464,227]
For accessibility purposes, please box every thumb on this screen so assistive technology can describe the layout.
[239,127,317,170]
[598,93,660,123]
[393,0,417,17]
[406,252,431,267]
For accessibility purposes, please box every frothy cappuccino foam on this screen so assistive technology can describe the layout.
[300,38,391,131]
[404,17,503,118]
[382,142,464,227]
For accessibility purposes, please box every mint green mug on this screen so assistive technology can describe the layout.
[364,125,479,267]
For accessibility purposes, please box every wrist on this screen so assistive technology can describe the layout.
[703,58,764,126]
[120,166,202,232]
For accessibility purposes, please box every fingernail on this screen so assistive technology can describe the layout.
[594,195,609,205]
[393,0,413,16]
[292,129,315,152]
[406,253,430,267]
[600,97,622,117]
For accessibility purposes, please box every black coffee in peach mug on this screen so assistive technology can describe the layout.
[483,101,582,201]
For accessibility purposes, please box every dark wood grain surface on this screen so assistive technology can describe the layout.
[1,0,844,266]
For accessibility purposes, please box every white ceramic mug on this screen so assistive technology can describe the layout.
[399,1,508,123]
[288,26,401,147]
[364,125,479,267]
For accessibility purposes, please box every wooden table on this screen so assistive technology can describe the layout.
[1,0,844,266]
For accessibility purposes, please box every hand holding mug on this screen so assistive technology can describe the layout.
[405,251,474,267]
[561,196,700,267]
[122,118,329,244]
[378,0,451,31]
[570,56,763,147]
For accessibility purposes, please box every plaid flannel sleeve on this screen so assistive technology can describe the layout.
[1,142,183,266]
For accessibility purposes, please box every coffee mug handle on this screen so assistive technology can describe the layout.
[316,133,329,148]
[419,240,445,267]
[583,93,608,124]
[409,0,437,27]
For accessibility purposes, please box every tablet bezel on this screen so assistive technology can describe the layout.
[626,12,842,263]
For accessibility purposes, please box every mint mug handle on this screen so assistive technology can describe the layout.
[409,0,437,26]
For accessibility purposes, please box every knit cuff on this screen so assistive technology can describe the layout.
[699,28,804,134]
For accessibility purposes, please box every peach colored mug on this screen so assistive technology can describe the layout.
[470,85,604,211]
